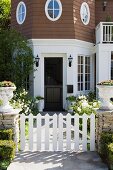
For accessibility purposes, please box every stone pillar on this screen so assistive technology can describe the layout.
[96,109,113,151]
[0,109,20,150]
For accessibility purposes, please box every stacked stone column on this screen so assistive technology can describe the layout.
[96,110,113,151]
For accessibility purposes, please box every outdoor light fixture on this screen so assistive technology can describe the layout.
[68,55,73,67]
[103,1,107,11]
[35,55,40,67]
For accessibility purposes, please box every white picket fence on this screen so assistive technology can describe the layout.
[20,113,95,152]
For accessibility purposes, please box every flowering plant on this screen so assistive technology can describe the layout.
[10,89,39,115]
[70,95,100,115]
[97,80,113,86]
[0,81,15,87]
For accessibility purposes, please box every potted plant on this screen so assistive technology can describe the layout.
[66,96,76,112]
[0,81,16,112]
[97,80,113,110]
[35,96,44,112]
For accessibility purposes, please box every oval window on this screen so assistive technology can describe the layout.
[16,1,26,25]
[80,2,90,25]
[45,0,62,21]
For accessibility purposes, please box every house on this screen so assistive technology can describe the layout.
[11,0,113,111]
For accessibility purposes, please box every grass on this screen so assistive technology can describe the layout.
[0,159,11,170]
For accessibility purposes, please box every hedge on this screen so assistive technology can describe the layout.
[0,140,16,160]
[100,132,113,170]
[0,129,13,140]
[107,143,113,170]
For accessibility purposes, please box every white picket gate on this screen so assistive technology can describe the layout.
[20,113,95,152]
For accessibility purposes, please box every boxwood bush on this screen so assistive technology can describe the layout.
[0,129,13,140]
[100,132,113,170]
[0,140,16,160]
[107,143,113,170]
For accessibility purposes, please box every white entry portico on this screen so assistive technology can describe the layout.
[29,39,94,111]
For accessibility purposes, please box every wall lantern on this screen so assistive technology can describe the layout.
[103,1,107,11]
[68,55,73,67]
[35,55,40,67]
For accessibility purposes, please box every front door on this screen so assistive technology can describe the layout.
[44,58,63,111]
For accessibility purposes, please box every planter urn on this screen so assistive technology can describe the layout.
[38,100,44,112]
[97,84,113,110]
[0,86,16,112]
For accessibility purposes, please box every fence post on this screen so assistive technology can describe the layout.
[90,113,95,151]
[58,113,63,151]
[20,113,25,151]
[29,114,33,151]
[66,113,71,150]
[37,114,41,151]
[82,113,88,151]
[53,114,57,151]
[45,114,49,150]
[74,114,79,151]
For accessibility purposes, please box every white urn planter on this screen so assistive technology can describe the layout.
[38,100,44,112]
[0,86,16,112]
[97,85,113,110]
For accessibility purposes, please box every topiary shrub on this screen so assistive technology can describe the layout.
[0,140,16,160]
[0,129,13,140]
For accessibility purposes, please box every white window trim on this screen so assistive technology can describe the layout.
[111,59,113,80]
[45,0,62,21]
[16,1,26,25]
[77,55,91,93]
[80,2,90,25]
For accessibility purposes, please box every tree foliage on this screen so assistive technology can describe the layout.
[0,29,34,89]
[0,0,11,30]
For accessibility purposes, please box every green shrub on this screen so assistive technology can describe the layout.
[107,143,113,168]
[0,159,10,170]
[87,91,96,102]
[0,140,16,160]
[66,96,76,102]
[100,132,113,157]
[35,96,44,100]
[108,143,113,163]
[100,132,113,170]
[0,129,13,140]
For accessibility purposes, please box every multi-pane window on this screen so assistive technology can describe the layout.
[78,55,90,92]
[16,2,26,24]
[45,0,62,21]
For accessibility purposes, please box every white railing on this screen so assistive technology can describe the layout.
[96,22,113,44]
[20,113,95,152]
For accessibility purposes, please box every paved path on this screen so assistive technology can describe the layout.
[8,151,108,170]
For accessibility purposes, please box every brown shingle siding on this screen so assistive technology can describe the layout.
[11,0,95,42]
[95,0,113,26]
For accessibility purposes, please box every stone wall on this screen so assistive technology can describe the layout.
[96,110,113,151]
[0,110,19,150]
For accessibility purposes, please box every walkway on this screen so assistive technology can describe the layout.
[8,151,108,170]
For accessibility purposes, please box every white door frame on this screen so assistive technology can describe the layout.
[41,53,67,110]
